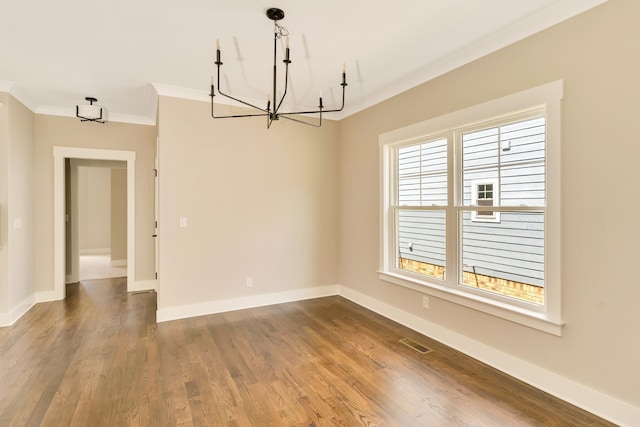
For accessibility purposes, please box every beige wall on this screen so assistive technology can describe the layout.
[156,96,338,310]
[78,166,111,252]
[338,0,639,407]
[0,93,35,319]
[111,168,127,262]
[34,115,156,289]
[0,93,8,314]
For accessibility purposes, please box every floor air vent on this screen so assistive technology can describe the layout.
[399,338,433,354]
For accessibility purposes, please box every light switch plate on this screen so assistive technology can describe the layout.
[179,217,187,228]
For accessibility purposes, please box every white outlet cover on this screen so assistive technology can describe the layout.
[179,217,187,228]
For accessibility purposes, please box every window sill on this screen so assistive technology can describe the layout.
[378,270,563,336]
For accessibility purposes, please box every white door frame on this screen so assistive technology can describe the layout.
[53,146,136,299]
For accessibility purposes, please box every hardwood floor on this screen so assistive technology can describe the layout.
[0,279,615,426]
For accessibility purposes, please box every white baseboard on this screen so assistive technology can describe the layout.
[129,279,157,293]
[110,259,127,267]
[36,290,59,303]
[157,285,340,323]
[338,285,638,427]
[79,248,110,255]
[65,274,79,284]
[0,294,36,327]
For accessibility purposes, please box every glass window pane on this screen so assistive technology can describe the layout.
[500,117,546,165]
[500,163,545,206]
[463,127,499,169]
[397,138,447,206]
[398,209,446,280]
[461,211,544,305]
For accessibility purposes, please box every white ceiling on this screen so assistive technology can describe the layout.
[0,0,606,125]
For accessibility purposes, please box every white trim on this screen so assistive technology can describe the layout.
[339,285,638,427]
[130,279,157,293]
[152,83,211,104]
[378,271,562,336]
[53,147,137,299]
[0,295,36,327]
[156,285,339,323]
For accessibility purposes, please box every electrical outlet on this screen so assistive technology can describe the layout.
[422,296,429,309]
[246,277,253,288]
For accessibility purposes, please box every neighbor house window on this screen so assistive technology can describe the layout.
[471,180,499,222]
[379,81,563,335]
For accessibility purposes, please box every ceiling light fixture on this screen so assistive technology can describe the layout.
[76,97,105,123]
[209,7,347,129]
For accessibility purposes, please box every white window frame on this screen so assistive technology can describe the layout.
[379,81,563,336]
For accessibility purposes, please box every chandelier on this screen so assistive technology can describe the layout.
[209,8,347,129]
[76,97,106,123]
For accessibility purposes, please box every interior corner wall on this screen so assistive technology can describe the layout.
[337,0,639,412]
[8,94,35,312]
[34,115,156,292]
[0,92,9,316]
[0,92,35,324]
[156,96,339,313]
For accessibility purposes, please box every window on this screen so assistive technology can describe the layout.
[379,81,563,335]
[471,180,499,222]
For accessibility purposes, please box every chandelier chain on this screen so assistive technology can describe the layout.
[274,22,289,39]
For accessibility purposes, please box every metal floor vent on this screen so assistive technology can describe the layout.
[399,338,433,354]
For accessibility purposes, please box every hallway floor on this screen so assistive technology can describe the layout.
[79,254,126,281]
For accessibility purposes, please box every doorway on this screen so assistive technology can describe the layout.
[67,161,128,282]
[53,147,136,300]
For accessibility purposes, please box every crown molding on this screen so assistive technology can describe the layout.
[333,0,609,120]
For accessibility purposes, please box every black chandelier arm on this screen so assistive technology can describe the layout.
[210,87,270,119]
[276,80,347,116]
[279,113,322,128]
[212,68,270,114]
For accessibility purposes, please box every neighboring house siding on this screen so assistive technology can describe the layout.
[397,116,545,288]
[398,211,544,287]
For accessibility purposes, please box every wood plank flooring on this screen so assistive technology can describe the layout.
[0,279,616,426]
